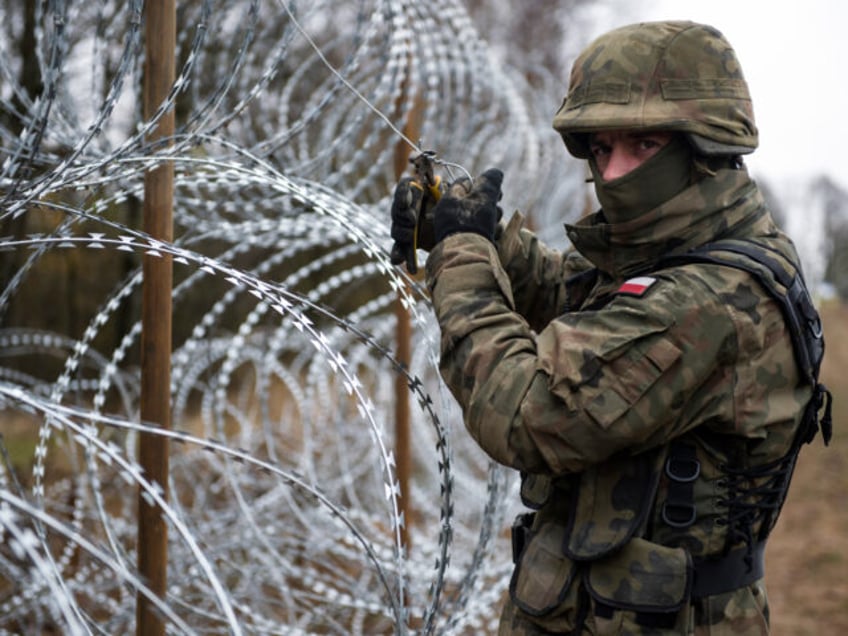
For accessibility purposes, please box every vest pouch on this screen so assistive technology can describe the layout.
[587,537,693,635]
[566,448,666,560]
[509,520,583,631]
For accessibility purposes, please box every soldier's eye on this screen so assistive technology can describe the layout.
[637,138,661,151]
[635,132,673,154]
[590,143,610,158]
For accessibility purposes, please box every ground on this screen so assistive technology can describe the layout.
[766,302,848,633]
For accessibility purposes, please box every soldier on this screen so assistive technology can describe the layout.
[390,20,829,634]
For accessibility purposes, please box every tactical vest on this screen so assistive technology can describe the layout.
[512,238,832,626]
[650,239,832,588]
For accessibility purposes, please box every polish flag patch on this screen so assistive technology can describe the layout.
[617,276,657,297]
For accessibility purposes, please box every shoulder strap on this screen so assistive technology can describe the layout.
[658,239,832,446]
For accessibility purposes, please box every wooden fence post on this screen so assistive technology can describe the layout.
[392,87,425,552]
[137,1,175,634]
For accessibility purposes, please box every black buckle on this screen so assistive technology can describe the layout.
[661,443,700,529]
[662,502,698,528]
[665,455,700,482]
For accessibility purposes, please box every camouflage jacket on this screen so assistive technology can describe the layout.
[425,168,811,634]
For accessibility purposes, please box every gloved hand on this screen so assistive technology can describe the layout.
[433,168,504,244]
[389,176,438,273]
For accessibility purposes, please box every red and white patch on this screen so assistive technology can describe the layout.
[617,276,657,297]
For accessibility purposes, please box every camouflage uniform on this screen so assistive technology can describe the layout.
[424,22,817,635]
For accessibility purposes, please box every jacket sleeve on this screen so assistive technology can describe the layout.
[496,212,594,332]
[425,233,743,476]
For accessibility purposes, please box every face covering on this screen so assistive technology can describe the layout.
[589,134,693,223]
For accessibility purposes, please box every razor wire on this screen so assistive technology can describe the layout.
[0,0,592,633]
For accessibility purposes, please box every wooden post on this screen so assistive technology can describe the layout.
[393,294,413,551]
[393,90,425,552]
[137,1,175,634]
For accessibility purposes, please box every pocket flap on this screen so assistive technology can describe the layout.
[566,449,665,560]
[510,522,577,617]
[586,538,692,612]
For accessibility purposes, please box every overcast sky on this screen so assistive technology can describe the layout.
[583,0,846,189]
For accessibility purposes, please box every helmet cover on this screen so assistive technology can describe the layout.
[553,21,757,157]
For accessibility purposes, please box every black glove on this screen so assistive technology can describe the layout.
[389,176,438,273]
[433,168,504,244]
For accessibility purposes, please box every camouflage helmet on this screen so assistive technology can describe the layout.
[553,21,757,158]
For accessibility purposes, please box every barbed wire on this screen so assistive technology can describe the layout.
[0,0,589,633]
